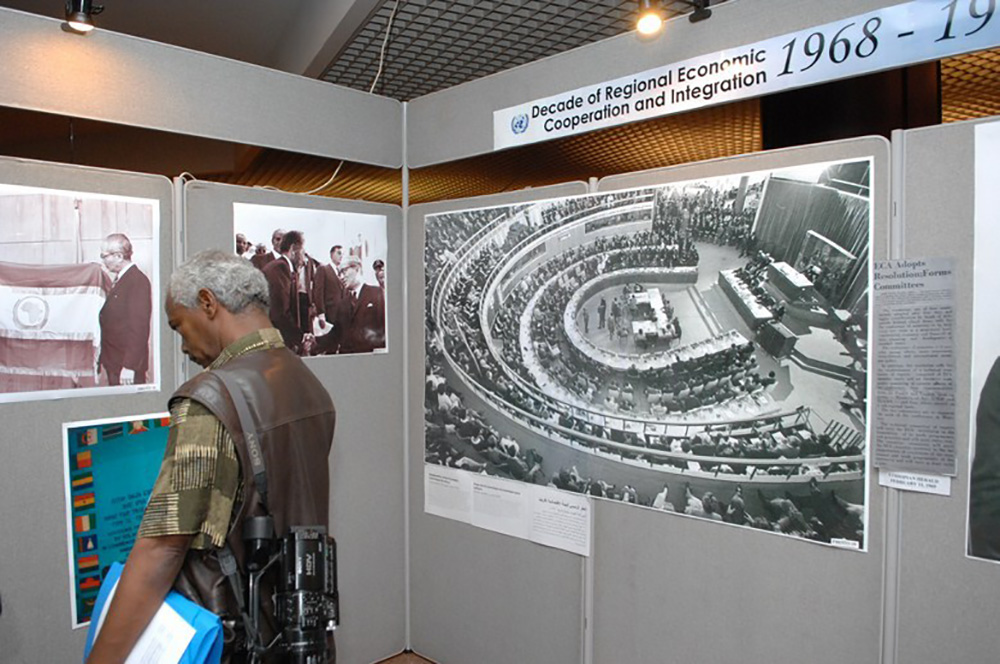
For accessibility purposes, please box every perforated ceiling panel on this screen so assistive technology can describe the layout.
[323,0,716,100]
[941,47,1000,123]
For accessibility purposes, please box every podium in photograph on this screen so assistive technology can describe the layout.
[757,320,797,358]
[767,261,813,301]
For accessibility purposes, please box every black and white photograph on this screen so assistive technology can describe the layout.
[425,158,872,549]
[233,202,388,357]
[968,120,1000,563]
[0,183,160,403]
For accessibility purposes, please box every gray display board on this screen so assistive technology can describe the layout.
[183,181,405,664]
[892,119,1000,663]
[0,8,402,168]
[0,157,175,663]
[593,138,889,664]
[408,182,590,664]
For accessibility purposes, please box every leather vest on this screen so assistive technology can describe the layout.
[170,346,336,628]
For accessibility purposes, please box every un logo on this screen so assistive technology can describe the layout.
[511,113,529,135]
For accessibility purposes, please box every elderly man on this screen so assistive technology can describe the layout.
[98,233,152,386]
[251,228,284,271]
[336,255,385,354]
[86,250,336,663]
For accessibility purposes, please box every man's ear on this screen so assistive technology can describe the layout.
[197,288,220,318]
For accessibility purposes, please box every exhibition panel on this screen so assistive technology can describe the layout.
[0,156,175,663]
[409,183,590,664]
[183,180,406,664]
[592,137,889,664]
[892,118,1000,663]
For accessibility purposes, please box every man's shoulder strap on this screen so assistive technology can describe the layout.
[210,370,270,515]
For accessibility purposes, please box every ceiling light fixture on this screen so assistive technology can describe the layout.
[63,0,104,34]
[636,0,664,36]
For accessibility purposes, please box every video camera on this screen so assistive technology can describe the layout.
[240,516,339,664]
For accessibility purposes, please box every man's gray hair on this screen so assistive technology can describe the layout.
[169,249,269,313]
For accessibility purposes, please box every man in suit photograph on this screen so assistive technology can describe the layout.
[312,245,346,354]
[337,255,385,354]
[262,230,310,353]
[98,233,152,386]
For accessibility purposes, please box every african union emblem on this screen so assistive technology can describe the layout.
[13,295,49,330]
[511,113,529,135]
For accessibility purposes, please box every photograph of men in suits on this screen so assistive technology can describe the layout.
[233,201,388,357]
[98,233,152,386]
[337,255,385,354]
[262,230,310,354]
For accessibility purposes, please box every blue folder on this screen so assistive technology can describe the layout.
[83,562,223,664]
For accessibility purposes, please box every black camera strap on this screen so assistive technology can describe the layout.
[215,371,270,513]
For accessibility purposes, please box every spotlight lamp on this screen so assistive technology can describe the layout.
[688,0,713,24]
[636,0,664,36]
[64,0,104,34]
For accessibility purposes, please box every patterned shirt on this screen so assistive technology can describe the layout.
[137,328,285,550]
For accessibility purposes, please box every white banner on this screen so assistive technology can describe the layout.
[495,0,1000,149]
[0,285,104,340]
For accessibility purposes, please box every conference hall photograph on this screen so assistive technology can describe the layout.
[425,158,871,549]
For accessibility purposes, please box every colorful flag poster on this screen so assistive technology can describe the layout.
[0,183,161,404]
[63,412,170,628]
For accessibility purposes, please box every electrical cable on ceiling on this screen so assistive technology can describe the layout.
[300,0,402,196]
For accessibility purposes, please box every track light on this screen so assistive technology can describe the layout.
[64,0,104,34]
[636,0,664,36]
[688,0,712,23]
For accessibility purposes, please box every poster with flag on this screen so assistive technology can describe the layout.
[63,412,170,628]
[0,183,160,403]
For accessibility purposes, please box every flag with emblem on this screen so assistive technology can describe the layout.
[73,491,96,509]
[155,416,170,428]
[78,428,98,447]
[79,575,101,593]
[0,261,105,394]
[77,534,98,553]
[129,420,148,434]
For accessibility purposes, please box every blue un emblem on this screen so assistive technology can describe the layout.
[511,113,529,135]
